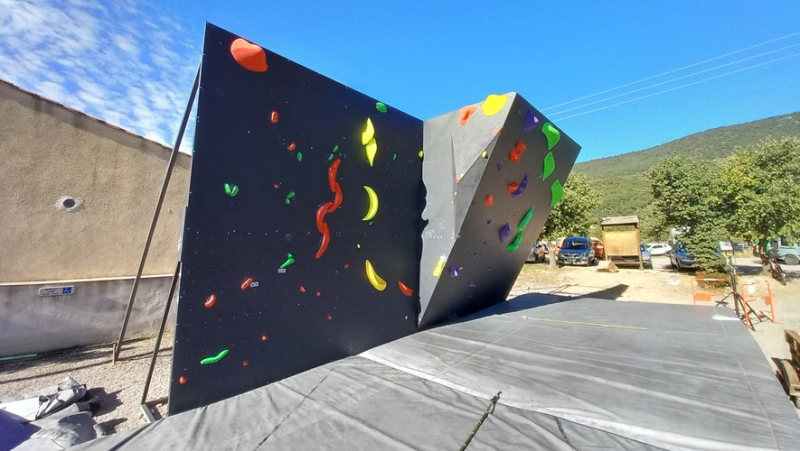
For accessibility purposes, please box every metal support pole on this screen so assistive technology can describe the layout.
[140,261,181,405]
[114,67,200,362]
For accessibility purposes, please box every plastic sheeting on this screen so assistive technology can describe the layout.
[76,295,800,450]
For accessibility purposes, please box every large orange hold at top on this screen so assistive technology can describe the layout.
[230,38,268,72]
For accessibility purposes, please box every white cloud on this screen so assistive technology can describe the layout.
[0,0,200,152]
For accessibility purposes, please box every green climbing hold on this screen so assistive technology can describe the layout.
[542,122,561,150]
[297,152,303,162]
[200,349,229,365]
[392,153,397,160]
[507,232,524,252]
[332,144,339,153]
[550,180,564,207]
[224,183,239,197]
[517,207,535,231]
[542,151,555,180]
[376,102,388,113]
[279,253,295,269]
[285,191,295,204]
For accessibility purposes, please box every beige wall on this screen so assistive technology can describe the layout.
[0,80,191,283]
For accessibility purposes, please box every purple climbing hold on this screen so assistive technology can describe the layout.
[499,223,511,241]
[449,265,460,278]
[496,163,503,171]
[487,219,493,224]
[511,175,529,196]
[469,281,477,288]
[524,110,539,131]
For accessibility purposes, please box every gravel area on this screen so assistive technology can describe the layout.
[1,255,798,436]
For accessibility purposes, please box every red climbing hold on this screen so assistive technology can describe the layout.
[270,111,279,124]
[485,194,494,207]
[507,181,519,195]
[459,105,478,126]
[230,38,268,72]
[262,334,269,342]
[398,281,414,297]
[179,375,187,384]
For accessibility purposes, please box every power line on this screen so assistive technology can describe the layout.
[542,31,800,112]
[554,52,800,121]
[548,42,800,117]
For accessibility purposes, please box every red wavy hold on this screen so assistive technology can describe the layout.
[315,158,343,259]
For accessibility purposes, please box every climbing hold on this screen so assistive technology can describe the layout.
[518,207,535,231]
[285,191,296,204]
[433,256,446,277]
[507,181,519,195]
[262,334,268,342]
[509,140,527,163]
[361,118,375,145]
[481,151,488,159]
[316,290,322,297]
[287,141,296,151]
[204,294,217,309]
[482,94,507,116]
[241,277,254,291]
[279,253,295,269]
[542,122,561,150]
[376,102,388,113]
[242,360,250,367]
[179,375,187,384]
[493,126,502,136]
[398,281,414,297]
[365,138,377,166]
[459,105,478,126]
[270,110,279,124]
[485,194,494,207]
[418,150,424,158]
[510,175,528,196]
[496,163,503,171]
[365,259,387,291]
[224,183,239,197]
[551,180,564,206]
[315,159,342,259]
[449,265,460,278]
[327,314,333,321]
[499,223,511,241]
[362,186,379,221]
[392,153,397,161]
[524,110,539,131]
[297,152,303,162]
[200,349,229,365]
[299,285,306,293]
[542,152,555,180]
[507,232,524,252]
[230,38,267,72]
[469,281,477,288]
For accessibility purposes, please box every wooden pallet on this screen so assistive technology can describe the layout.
[777,330,800,408]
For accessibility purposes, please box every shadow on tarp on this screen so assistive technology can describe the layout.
[443,284,630,326]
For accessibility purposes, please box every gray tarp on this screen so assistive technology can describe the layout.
[75,295,800,450]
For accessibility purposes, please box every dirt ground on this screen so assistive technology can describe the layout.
[1,255,798,435]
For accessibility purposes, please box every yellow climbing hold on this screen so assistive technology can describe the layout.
[481,151,488,159]
[361,118,375,145]
[365,259,387,291]
[482,94,507,116]
[365,138,377,167]
[433,256,446,277]
[418,150,424,158]
[362,185,379,221]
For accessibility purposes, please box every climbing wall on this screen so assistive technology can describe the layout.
[418,94,581,327]
[169,24,425,414]
[170,23,581,415]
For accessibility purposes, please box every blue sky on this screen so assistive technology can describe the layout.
[1,0,798,162]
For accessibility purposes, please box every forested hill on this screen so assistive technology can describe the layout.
[574,112,800,217]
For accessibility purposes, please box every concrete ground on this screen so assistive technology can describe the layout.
[1,255,798,434]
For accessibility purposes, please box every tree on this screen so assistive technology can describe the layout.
[541,173,601,239]
[638,203,670,242]
[647,155,726,272]
[718,137,800,244]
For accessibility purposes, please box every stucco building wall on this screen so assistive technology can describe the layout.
[0,80,191,283]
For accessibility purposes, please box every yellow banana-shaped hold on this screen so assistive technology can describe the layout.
[361,118,375,145]
[362,185,379,221]
[365,259,387,291]
[433,256,446,277]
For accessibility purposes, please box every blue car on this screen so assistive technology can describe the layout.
[668,242,697,270]
[557,236,596,266]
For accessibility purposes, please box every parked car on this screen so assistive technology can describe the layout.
[645,242,672,256]
[769,239,800,266]
[609,244,652,269]
[526,242,549,263]
[557,236,596,266]
[668,242,697,270]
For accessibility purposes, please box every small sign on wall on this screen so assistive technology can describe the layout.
[38,286,75,297]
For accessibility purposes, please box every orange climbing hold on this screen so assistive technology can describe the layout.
[398,281,414,297]
[287,141,296,151]
[316,290,322,297]
[241,277,254,291]
[459,105,478,126]
[300,285,306,293]
[485,194,494,207]
[179,375,187,385]
[270,111,279,124]
[204,294,217,308]
[242,360,250,367]
[230,38,268,72]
